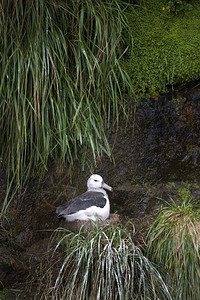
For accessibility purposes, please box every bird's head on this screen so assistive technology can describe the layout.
[87,174,113,192]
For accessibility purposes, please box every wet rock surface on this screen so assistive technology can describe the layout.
[1,88,200,298]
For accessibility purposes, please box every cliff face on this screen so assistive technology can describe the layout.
[1,89,200,298]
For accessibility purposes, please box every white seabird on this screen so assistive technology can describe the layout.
[56,174,113,222]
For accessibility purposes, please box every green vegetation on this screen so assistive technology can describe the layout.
[1,0,200,192]
[0,0,133,188]
[146,184,200,299]
[163,0,193,15]
[1,0,200,189]
[125,0,200,95]
[0,287,21,300]
[1,0,200,298]
[40,223,172,299]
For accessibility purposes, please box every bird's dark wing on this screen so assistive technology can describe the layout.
[56,191,106,217]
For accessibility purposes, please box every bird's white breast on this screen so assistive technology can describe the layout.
[63,196,110,222]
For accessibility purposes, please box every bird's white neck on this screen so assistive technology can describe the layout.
[87,187,108,196]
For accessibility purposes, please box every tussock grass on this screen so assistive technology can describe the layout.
[40,223,172,299]
[146,187,200,299]
[0,0,133,188]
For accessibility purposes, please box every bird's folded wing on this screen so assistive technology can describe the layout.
[56,191,106,216]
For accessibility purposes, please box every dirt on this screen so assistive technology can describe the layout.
[1,87,200,299]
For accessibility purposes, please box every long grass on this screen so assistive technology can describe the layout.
[40,223,172,300]
[0,0,133,188]
[146,186,200,299]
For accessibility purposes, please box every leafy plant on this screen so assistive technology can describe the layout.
[146,186,200,299]
[40,223,172,299]
[0,0,133,187]
[163,0,193,15]
[125,0,200,95]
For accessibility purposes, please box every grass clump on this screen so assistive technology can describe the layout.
[41,223,172,300]
[0,0,133,187]
[146,185,200,299]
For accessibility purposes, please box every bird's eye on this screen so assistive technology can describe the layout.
[94,179,98,182]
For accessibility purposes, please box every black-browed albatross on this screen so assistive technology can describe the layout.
[56,174,113,222]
